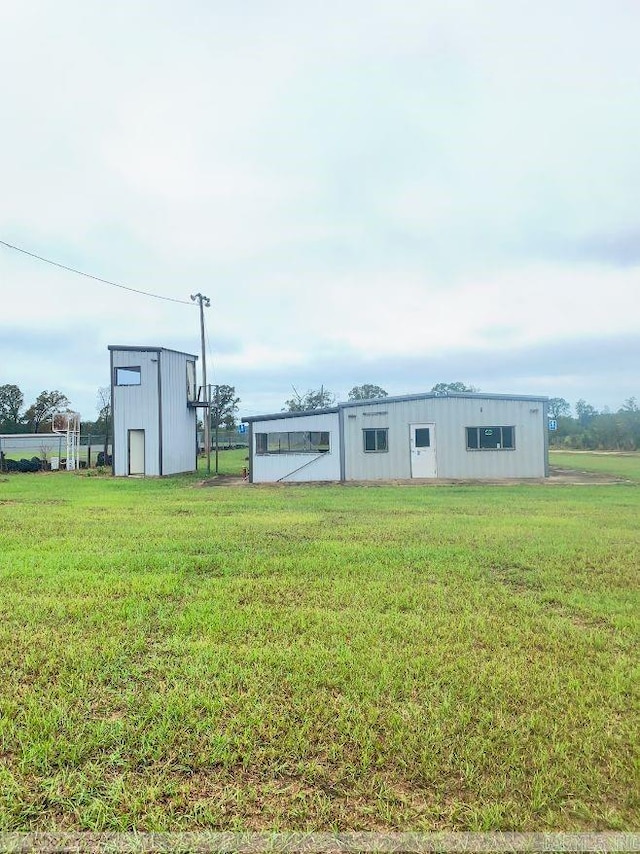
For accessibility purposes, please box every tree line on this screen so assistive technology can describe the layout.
[0,385,72,433]
[548,396,640,451]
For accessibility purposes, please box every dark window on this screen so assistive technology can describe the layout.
[363,428,388,452]
[415,428,430,448]
[115,367,141,386]
[466,426,515,450]
[255,431,330,455]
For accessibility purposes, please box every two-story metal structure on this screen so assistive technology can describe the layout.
[109,345,198,476]
[244,392,549,483]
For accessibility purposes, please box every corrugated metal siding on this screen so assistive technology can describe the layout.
[251,413,340,482]
[344,397,546,480]
[159,350,197,475]
[111,349,160,476]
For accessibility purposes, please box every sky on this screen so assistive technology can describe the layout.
[1,0,638,422]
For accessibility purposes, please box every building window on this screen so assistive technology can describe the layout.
[255,431,330,455]
[466,426,515,450]
[186,361,196,402]
[363,428,388,452]
[115,367,141,386]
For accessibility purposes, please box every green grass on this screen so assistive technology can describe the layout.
[0,471,637,831]
[550,450,640,482]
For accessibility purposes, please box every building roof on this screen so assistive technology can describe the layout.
[108,345,198,359]
[242,391,548,423]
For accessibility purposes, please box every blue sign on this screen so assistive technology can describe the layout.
[237,424,247,434]
[548,419,557,431]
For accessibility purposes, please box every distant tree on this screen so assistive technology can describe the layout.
[575,398,599,427]
[24,390,70,433]
[547,397,571,418]
[0,384,24,431]
[283,386,336,412]
[211,384,240,432]
[430,381,479,394]
[348,384,388,401]
[620,397,639,413]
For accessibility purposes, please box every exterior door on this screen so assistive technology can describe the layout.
[128,429,145,475]
[410,423,437,478]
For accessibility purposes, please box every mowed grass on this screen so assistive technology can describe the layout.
[550,450,640,482]
[0,469,637,832]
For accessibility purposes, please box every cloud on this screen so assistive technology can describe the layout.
[1,1,639,423]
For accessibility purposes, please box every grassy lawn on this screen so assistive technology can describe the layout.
[550,450,640,482]
[0,470,637,831]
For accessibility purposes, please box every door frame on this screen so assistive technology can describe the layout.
[128,429,145,476]
[409,422,437,478]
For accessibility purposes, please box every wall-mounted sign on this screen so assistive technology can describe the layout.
[548,419,557,431]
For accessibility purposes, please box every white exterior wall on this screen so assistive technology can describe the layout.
[343,396,546,480]
[159,349,197,475]
[251,412,340,483]
[111,347,197,477]
[111,349,161,476]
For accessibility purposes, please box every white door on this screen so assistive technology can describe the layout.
[410,423,437,478]
[128,429,145,475]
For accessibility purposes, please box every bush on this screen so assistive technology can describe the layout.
[4,457,43,473]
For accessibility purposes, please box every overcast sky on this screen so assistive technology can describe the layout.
[1,0,638,421]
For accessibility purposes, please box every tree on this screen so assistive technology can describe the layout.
[283,386,336,412]
[575,399,598,427]
[0,384,24,431]
[548,397,571,418]
[210,384,240,474]
[430,381,479,394]
[211,384,240,432]
[348,384,388,401]
[24,390,70,433]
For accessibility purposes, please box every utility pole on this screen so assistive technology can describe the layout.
[190,292,211,475]
[214,384,220,475]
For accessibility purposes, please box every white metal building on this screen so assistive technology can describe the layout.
[109,345,198,476]
[244,392,549,483]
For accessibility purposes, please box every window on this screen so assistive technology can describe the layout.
[186,361,196,401]
[363,428,388,452]
[255,431,330,454]
[466,426,515,450]
[414,428,431,448]
[115,367,141,386]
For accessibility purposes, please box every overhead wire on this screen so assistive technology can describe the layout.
[0,239,194,306]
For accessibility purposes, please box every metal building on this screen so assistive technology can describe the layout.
[244,392,549,483]
[109,345,198,476]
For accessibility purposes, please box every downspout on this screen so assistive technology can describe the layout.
[248,423,254,483]
[338,405,346,482]
[543,399,549,478]
[109,349,115,476]
[157,352,163,476]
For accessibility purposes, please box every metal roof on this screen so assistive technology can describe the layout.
[242,406,339,424]
[108,345,198,359]
[243,391,548,423]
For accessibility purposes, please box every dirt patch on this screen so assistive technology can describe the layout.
[198,475,247,488]
[197,468,628,488]
[547,466,629,484]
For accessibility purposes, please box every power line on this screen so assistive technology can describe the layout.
[0,239,194,306]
